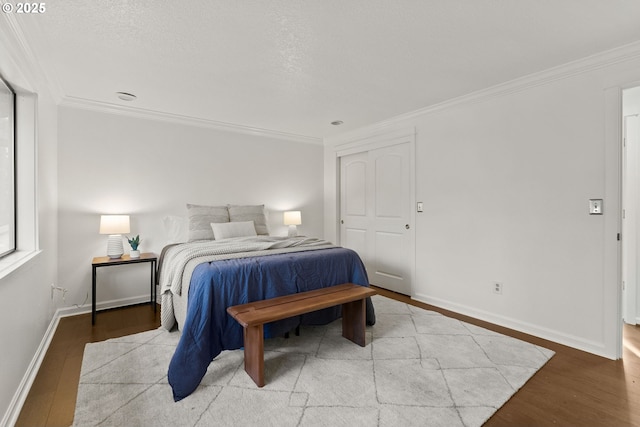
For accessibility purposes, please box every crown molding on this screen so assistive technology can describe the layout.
[60,96,322,145]
[326,39,640,146]
[0,12,64,102]
[1,12,320,145]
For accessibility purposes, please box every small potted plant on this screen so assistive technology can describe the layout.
[127,235,141,258]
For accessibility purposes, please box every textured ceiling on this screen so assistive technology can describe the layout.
[10,0,640,140]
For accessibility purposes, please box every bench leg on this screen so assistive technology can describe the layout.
[243,324,265,387]
[341,298,366,346]
[284,325,301,339]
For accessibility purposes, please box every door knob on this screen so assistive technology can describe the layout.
[341,220,344,224]
[405,224,410,229]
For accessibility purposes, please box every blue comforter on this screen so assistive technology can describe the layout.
[167,247,375,401]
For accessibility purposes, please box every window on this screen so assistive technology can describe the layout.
[0,76,15,257]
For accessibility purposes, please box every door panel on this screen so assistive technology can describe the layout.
[340,142,412,295]
[340,152,371,269]
[344,228,368,264]
[345,160,367,216]
[374,231,406,280]
[623,114,639,325]
[375,154,404,218]
[370,144,411,294]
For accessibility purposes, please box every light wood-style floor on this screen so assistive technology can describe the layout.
[16,288,640,427]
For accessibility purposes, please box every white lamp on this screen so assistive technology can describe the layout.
[99,215,130,258]
[283,211,302,237]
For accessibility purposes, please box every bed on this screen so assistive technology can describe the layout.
[158,204,376,401]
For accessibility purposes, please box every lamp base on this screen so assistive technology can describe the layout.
[287,225,298,238]
[107,234,124,258]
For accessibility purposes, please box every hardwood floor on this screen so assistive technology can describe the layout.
[16,304,161,427]
[372,287,640,427]
[16,290,640,427]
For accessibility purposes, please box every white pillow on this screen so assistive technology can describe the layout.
[211,221,257,240]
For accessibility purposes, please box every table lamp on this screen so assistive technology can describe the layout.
[99,215,130,258]
[283,211,301,237]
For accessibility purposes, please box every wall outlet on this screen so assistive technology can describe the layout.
[493,282,503,294]
[51,283,68,301]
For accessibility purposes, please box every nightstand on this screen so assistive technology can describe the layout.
[91,252,158,325]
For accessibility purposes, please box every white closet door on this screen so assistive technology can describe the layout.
[340,142,413,295]
[370,143,412,294]
[623,114,639,325]
[340,151,371,268]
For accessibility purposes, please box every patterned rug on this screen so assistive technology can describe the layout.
[72,295,553,426]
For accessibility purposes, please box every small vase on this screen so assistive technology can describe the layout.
[130,250,140,258]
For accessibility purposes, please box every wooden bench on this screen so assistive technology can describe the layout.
[226,283,376,387]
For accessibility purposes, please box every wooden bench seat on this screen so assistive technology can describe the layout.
[227,283,376,387]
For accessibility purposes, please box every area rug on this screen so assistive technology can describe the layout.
[72,295,553,427]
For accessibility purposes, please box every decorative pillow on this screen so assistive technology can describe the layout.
[162,215,188,243]
[186,204,229,241]
[211,221,257,240]
[228,204,269,235]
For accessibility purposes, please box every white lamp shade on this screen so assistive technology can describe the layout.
[99,215,130,234]
[99,215,130,258]
[283,211,302,226]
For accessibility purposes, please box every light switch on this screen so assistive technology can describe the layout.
[417,202,424,213]
[589,199,603,215]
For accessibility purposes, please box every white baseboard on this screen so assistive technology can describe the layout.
[1,313,59,427]
[1,294,155,427]
[56,294,156,318]
[413,292,613,360]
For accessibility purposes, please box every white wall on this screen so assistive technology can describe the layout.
[325,50,640,358]
[0,25,59,426]
[57,106,324,310]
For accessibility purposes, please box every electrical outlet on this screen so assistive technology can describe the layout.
[51,283,69,301]
[493,282,503,294]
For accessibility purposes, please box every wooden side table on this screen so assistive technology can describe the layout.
[91,252,158,325]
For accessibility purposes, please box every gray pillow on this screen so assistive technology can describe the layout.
[186,204,229,241]
[228,205,269,235]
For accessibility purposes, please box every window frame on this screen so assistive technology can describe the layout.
[0,75,16,258]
